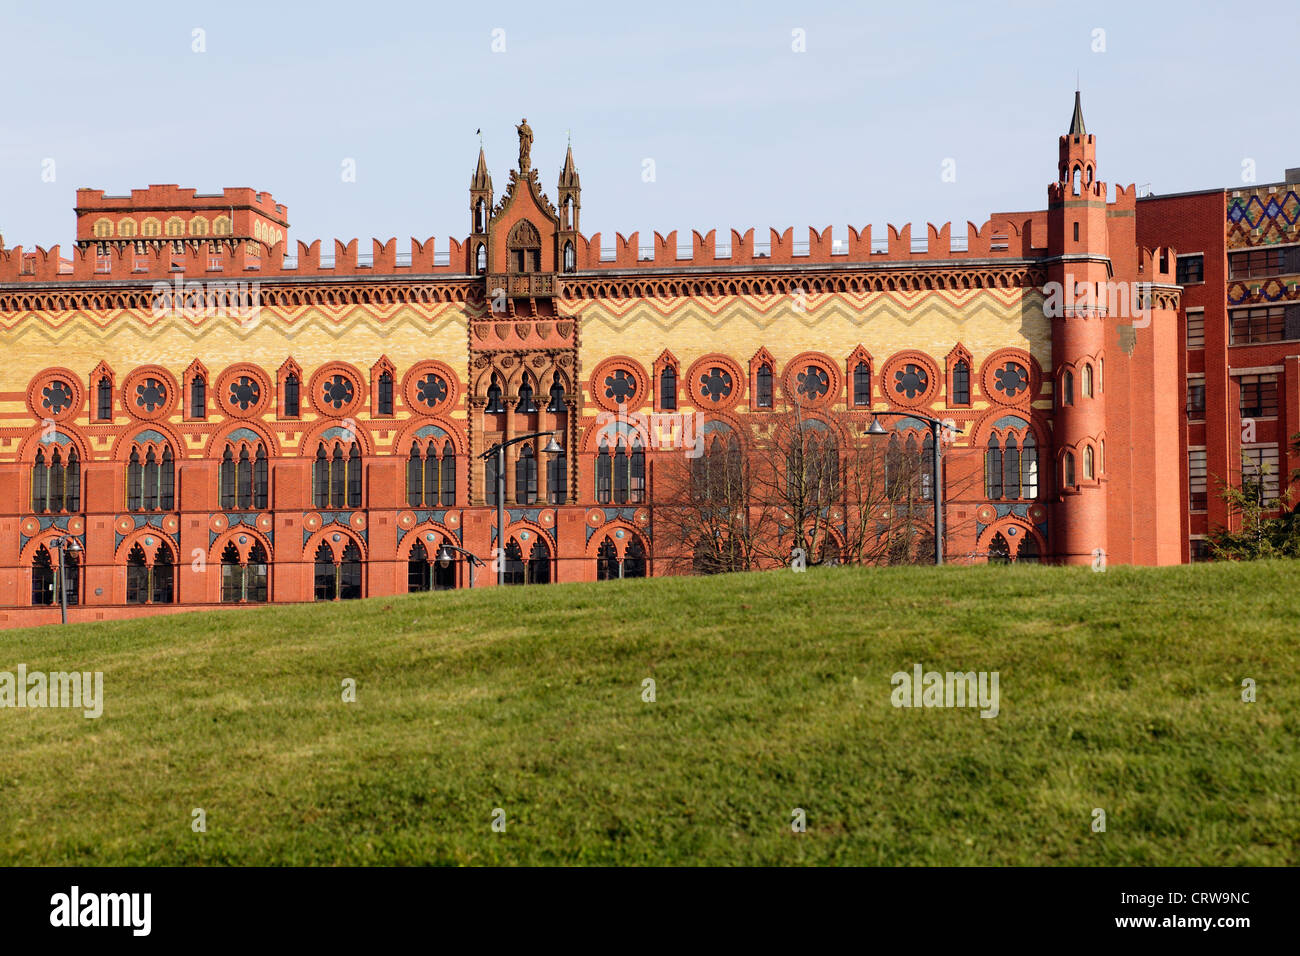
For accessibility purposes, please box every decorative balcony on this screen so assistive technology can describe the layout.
[486,272,555,299]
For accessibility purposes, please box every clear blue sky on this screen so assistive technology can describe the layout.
[1,0,1296,250]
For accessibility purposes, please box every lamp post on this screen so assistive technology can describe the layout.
[865,412,955,566]
[436,542,485,589]
[49,535,82,625]
[478,430,563,584]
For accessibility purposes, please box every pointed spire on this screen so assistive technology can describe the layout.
[471,146,493,192]
[558,142,580,188]
[1068,90,1086,136]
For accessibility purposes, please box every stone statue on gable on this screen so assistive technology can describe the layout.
[516,117,534,172]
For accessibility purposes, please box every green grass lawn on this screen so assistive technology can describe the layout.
[1,561,1296,865]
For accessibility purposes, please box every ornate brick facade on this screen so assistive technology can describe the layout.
[0,95,1217,627]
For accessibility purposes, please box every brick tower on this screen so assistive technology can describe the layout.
[1047,92,1110,564]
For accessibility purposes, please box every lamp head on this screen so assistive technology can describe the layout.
[436,545,453,568]
[865,417,888,436]
[542,433,563,454]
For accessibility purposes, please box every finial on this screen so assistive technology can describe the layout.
[1068,88,1086,136]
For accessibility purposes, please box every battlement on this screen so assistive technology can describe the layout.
[0,215,1049,286]
[1137,245,1178,282]
[573,217,1042,269]
[75,185,287,220]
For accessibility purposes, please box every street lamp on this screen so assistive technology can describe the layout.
[478,430,563,584]
[865,412,955,566]
[436,542,485,589]
[49,535,82,624]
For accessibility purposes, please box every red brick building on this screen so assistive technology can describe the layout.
[0,95,1289,627]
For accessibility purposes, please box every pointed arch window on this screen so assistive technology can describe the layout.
[501,537,553,585]
[624,538,647,578]
[347,445,362,507]
[313,440,362,509]
[563,241,575,273]
[613,442,628,502]
[407,539,453,592]
[340,542,362,599]
[660,365,678,411]
[920,434,934,501]
[596,439,612,504]
[693,427,741,503]
[127,542,175,604]
[853,361,871,406]
[313,542,335,601]
[330,445,345,506]
[547,373,566,413]
[245,541,268,602]
[594,435,645,505]
[1016,536,1040,564]
[475,200,486,234]
[485,374,505,414]
[502,539,524,585]
[952,359,970,405]
[284,373,301,417]
[547,443,567,505]
[596,537,619,581]
[1063,451,1076,488]
[1021,434,1039,498]
[190,375,207,419]
[986,436,1003,500]
[408,541,430,592]
[1083,444,1095,480]
[629,439,645,503]
[126,442,174,512]
[756,364,773,409]
[220,541,258,600]
[1061,370,1074,406]
[377,371,394,416]
[485,452,500,506]
[1082,363,1093,398]
[985,429,1037,500]
[220,440,268,510]
[1003,435,1019,501]
[32,545,76,606]
[96,376,114,421]
[314,540,363,601]
[476,243,487,273]
[407,440,455,506]
[516,375,538,414]
[515,443,538,505]
[527,538,551,584]
[988,533,1011,565]
[885,433,927,502]
[32,446,80,514]
[787,420,839,503]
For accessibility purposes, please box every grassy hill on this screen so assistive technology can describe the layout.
[1,561,1297,866]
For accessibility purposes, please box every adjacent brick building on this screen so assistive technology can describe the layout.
[0,95,1289,626]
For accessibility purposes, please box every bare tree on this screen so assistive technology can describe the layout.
[652,424,771,575]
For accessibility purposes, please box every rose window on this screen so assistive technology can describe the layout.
[229,376,260,410]
[321,375,355,409]
[135,378,167,412]
[699,367,733,402]
[41,381,73,415]
[416,374,448,408]
[994,363,1029,398]
[604,370,636,404]
[893,364,929,399]
[796,365,829,400]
